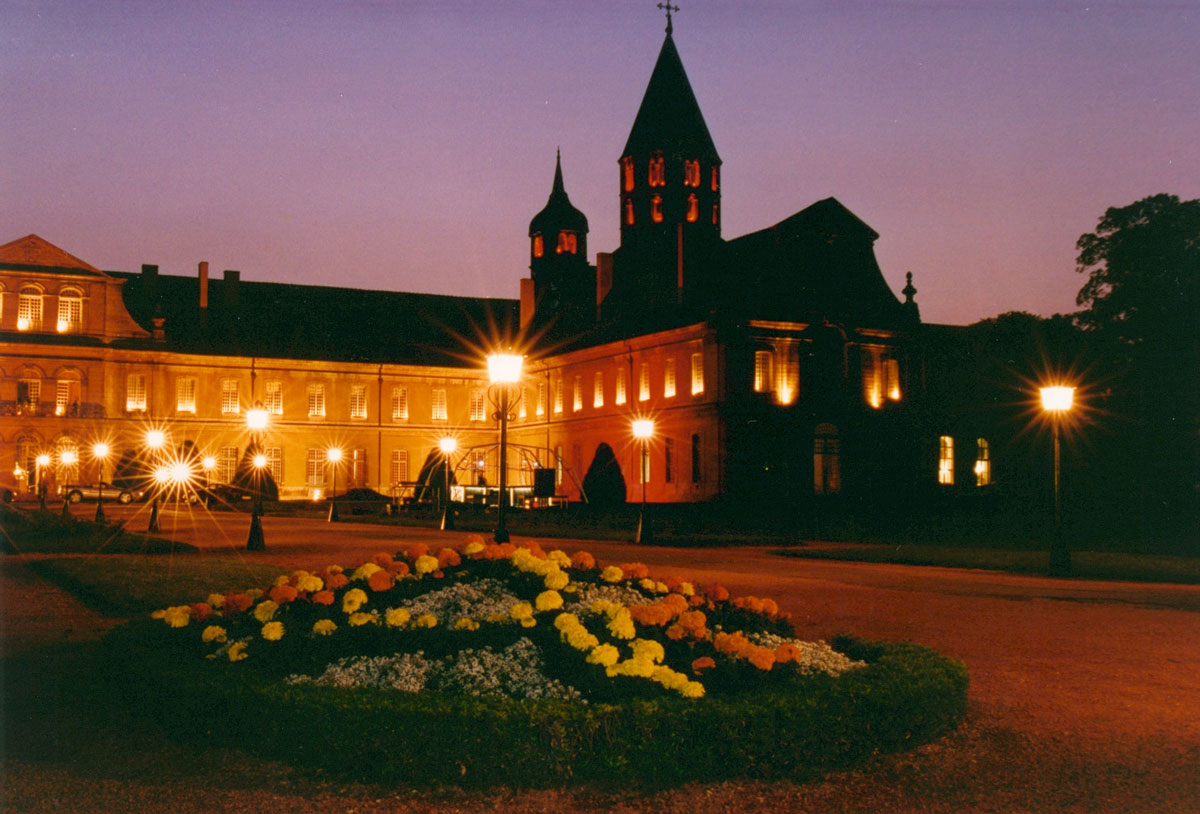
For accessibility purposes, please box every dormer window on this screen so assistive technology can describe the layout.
[624,198,635,225]
[556,231,577,254]
[532,234,544,258]
[622,156,635,192]
[56,287,83,333]
[17,286,43,331]
[686,194,699,223]
[684,160,700,187]
[651,195,663,223]
[648,152,665,187]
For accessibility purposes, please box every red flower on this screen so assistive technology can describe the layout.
[223,593,253,613]
[189,602,213,621]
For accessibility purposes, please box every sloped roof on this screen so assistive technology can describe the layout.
[621,33,719,162]
[529,151,588,236]
[0,234,109,276]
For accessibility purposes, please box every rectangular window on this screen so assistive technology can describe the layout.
[221,379,240,415]
[219,446,239,484]
[615,367,627,405]
[350,384,368,419]
[17,379,40,408]
[754,350,773,393]
[684,159,700,187]
[622,156,635,192]
[125,373,146,412]
[537,380,547,416]
[470,390,486,421]
[861,347,881,408]
[975,439,991,487]
[691,434,702,484]
[265,447,283,484]
[664,437,673,483]
[305,449,324,486]
[18,291,43,330]
[938,436,954,485]
[663,358,676,398]
[518,388,527,419]
[593,371,604,408]
[264,380,283,415]
[431,388,447,421]
[351,449,368,488]
[390,449,409,485]
[648,152,665,187]
[307,383,326,417]
[885,357,902,401]
[57,294,82,332]
[553,374,563,414]
[639,363,650,401]
[690,353,704,395]
[54,380,75,416]
[573,375,582,412]
[391,386,409,420]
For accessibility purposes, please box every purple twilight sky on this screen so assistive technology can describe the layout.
[3,0,1197,326]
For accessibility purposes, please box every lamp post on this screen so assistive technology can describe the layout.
[632,419,654,544]
[35,454,50,510]
[439,437,457,530]
[1040,385,1075,576]
[487,352,523,543]
[246,403,269,550]
[326,447,343,522]
[145,429,166,533]
[92,442,110,523]
[59,449,78,516]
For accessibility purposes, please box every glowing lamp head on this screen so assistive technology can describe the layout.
[253,454,268,469]
[1040,386,1075,413]
[92,442,110,460]
[170,461,193,484]
[326,447,343,464]
[16,317,29,331]
[246,404,269,431]
[487,352,524,384]
[439,437,457,455]
[36,454,51,468]
[60,450,78,466]
[154,467,170,485]
[202,456,217,471]
[146,430,166,450]
[632,419,655,440]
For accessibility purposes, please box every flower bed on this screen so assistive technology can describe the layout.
[104,537,968,787]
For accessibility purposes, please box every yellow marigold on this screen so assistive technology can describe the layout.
[245,588,264,600]
[206,593,225,609]
[352,562,383,581]
[652,665,689,692]
[384,607,411,627]
[414,554,439,575]
[565,627,599,651]
[543,569,570,591]
[296,573,324,593]
[547,549,572,568]
[227,641,248,662]
[415,613,438,628]
[535,590,564,612]
[348,612,376,627]
[509,601,534,621]
[679,582,695,597]
[253,600,279,623]
[485,612,509,624]
[606,609,636,640]
[273,574,291,587]
[312,619,337,636]
[261,621,284,641]
[454,617,480,631]
[201,625,227,643]
[586,643,620,667]
[520,618,537,628]
[162,606,191,628]
[681,681,705,699]
[600,565,624,583]
[342,588,368,614]
[631,638,665,664]
[638,578,657,592]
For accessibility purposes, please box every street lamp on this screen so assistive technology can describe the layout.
[35,453,50,510]
[487,352,523,543]
[246,404,269,550]
[439,436,457,530]
[1040,385,1075,576]
[59,449,78,516]
[145,429,167,532]
[326,447,343,522]
[632,418,654,544]
[92,442,110,523]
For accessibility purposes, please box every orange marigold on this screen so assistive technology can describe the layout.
[325,572,350,590]
[311,590,336,606]
[704,583,730,602]
[570,550,596,570]
[372,552,395,568]
[388,560,411,577]
[761,598,779,617]
[666,624,686,640]
[367,570,394,592]
[691,656,716,674]
[405,543,430,561]
[223,593,253,613]
[619,562,650,580]
[189,602,213,621]
[748,648,776,671]
[268,584,299,604]
[775,643,802,664]
[436,547,461,568]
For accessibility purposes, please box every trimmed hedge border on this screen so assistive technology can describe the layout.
[104,622,967,788]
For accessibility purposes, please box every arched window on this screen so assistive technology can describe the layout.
[814,423,841,495]
[18,286,43,331]
[648,152,665,187]
[56,287,83,333]
[16,436,39,487]
[712,203,720,226]
[556,231,577,254]
[686,194,699,223]
[624,197,635,226]
[684,160,700,187]
[532,234,544,258]
[975,438,991,487]
[651,195,663,223]
[711,166,720,191]
[621,156,635,192]
[938,436,954,485]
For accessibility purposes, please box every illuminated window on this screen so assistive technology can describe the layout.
[622,156,635,191]
[351,448,368,488]
[938,436,954,485]
[664,358,676,398]
[307,383,326,417]
[175,376,196,415]
[664,437,674,483]
[431,389,447,421]
[684,159,700,187]
[691,433,701,483]
[553,374,563,414]
[615,367,627,405]
[392,386,408,420]
[593,371,604,408]
[573,375,582,412]
[648,152,665,187]
[265,381,283,415]
[639,363,650,401]
[470,390,486,421]
[305,449,324,486]
[55,380,78,416]
[686,194,698,223]
[18,286,42,331]
[712,203,720,226]
[691,353,704,395]
[394,448,418,488]
[350,385,368,419]
[556,231,577,254]
[624,197,635,225]
[125,373,146,412]
[975,439,991,487]
[886,357,901,401]
[537,380,547,416]
[220,446,239,484]
[814,423,841,495]
[518,389,527,419]
[711,166,720,191]
[56,288,83,333]
[754,350,773,393]
[532,234,544,258]
[221,379,240,415]
[17,378,39,409]
[861,348,881,408]
[265,447,283,484]
[651,195,663,223]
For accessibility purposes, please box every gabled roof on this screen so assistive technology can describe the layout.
[0,234,109,277]
[621,33,719,162]
[529,151,588,236]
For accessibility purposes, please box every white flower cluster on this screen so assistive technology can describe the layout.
[285,638,581,701]
[747,632,867,677]
[402,578,519,621]
[564,582,648,613]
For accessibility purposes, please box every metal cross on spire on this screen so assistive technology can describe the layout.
[657,1,679,35]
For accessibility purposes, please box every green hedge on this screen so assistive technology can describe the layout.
[104,622,967,788]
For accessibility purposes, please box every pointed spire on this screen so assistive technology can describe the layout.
[529,151,588,237]
[552,147,565,195]
[622,26,718,161]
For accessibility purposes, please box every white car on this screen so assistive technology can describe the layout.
[59,482,143,504]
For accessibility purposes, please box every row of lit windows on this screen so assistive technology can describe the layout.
[752,346,903,408]
[530,230,579,259]
[3,285,85,333]
[938,436,992,487]
[14,377,82,415]
[623,195,717,227]
[621,155,718,192]
[538,354,705,418]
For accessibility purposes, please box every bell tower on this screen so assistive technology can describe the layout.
[528,151,590,331]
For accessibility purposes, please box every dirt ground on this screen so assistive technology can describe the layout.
[2,513,1199,813]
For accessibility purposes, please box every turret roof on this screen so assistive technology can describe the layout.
[622,33,718,162]
[529,151,588,236]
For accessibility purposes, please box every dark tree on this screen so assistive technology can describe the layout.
[581,443,627,508]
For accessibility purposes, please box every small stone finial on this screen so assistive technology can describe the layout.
[657,1,679,35]
[902,271,917,304]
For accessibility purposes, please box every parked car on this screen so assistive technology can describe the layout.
[58,482,143,505]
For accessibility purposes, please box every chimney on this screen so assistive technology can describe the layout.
[198,261,209,309]
[141,263,159,312]
[223,269,240,308]
[519,278,536,330]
